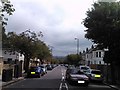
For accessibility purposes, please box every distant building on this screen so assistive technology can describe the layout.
[85,46,105,66]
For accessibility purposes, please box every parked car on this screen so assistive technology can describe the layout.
[46,64,53,70]
[51,64,57,68]
[39,65,47,75]
[68,65,76,69]
[27,66,43,78]
[66,68,89,86]
[64,64,69,68]
[78,65,91,73]
[85,69,104,82]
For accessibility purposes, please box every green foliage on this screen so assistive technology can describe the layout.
[3,30,51,72]
[1,0,15,27]
[1,0,15,47]
[65,54,82,65]
[83,1,120,64]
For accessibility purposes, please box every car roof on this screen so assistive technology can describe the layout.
[80,65,90,67]
[90,69,101,71]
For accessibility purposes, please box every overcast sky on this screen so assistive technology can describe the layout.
[6,0,99,56]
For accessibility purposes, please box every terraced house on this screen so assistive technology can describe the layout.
[85,45,105,66]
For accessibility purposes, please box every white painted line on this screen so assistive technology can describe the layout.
[62,76,65,80]
[61,76,65,81]
[62,73,64,76]
[65,83,69,90]
[59,83,62,90]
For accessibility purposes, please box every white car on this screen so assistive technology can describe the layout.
[85,69,104,82]
[78,65,91,73]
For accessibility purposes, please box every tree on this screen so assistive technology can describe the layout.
[0,0,15,48]
[5,30,51,72]
[83,1,120,63]
[65,54,82,65]
[83,1,120,83]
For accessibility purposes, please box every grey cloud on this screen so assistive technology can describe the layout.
[6,0,93,56]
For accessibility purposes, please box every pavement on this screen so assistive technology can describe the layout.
[0,74,25,89]
[104,82,120,90]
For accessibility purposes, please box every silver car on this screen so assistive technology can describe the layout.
[66,68,89,86]
[85,69,104,82]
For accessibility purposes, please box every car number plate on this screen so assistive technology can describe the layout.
[95,75,101,77]
[78,81,85,83]
[31,72,35,74]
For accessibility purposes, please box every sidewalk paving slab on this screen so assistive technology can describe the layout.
[2,77,24,87]
[104,83,120,90]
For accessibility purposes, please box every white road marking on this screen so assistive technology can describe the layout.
[65,83,69,90]
[59,83,69,90]
[59,83,62,90]
[61,76,65,81]
[62,73,64,76]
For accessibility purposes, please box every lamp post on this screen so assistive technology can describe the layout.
[104,48,109,83]
[75,38,79,55]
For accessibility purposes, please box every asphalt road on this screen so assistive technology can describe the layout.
[2,65,115,90]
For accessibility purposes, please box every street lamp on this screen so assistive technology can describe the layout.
[75,38,79,55]
[104,48,109,83]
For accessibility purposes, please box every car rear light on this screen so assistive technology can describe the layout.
[95,75,101,78]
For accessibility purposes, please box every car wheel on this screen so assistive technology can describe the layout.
[38,74,41,78]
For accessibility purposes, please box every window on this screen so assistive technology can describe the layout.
[94,61,96,64]
[91,61,93,64]
[20,54,22,57]
[4,51,7,54]
[99,61,101,64]
[96,52,98,57]
[86,55,88,58]
[99,52,101,57]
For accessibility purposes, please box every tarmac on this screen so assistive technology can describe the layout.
[0,75,120,90]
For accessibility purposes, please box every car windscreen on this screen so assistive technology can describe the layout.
[81,67,89,70]
[70,69,84,74]
[30,67,38,71]
[91,70,101,74]
[40,66,44,68]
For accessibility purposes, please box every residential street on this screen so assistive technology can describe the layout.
[2,66,115,90]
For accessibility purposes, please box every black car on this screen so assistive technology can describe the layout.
[27,66,42,78]
[66,68,89,86]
